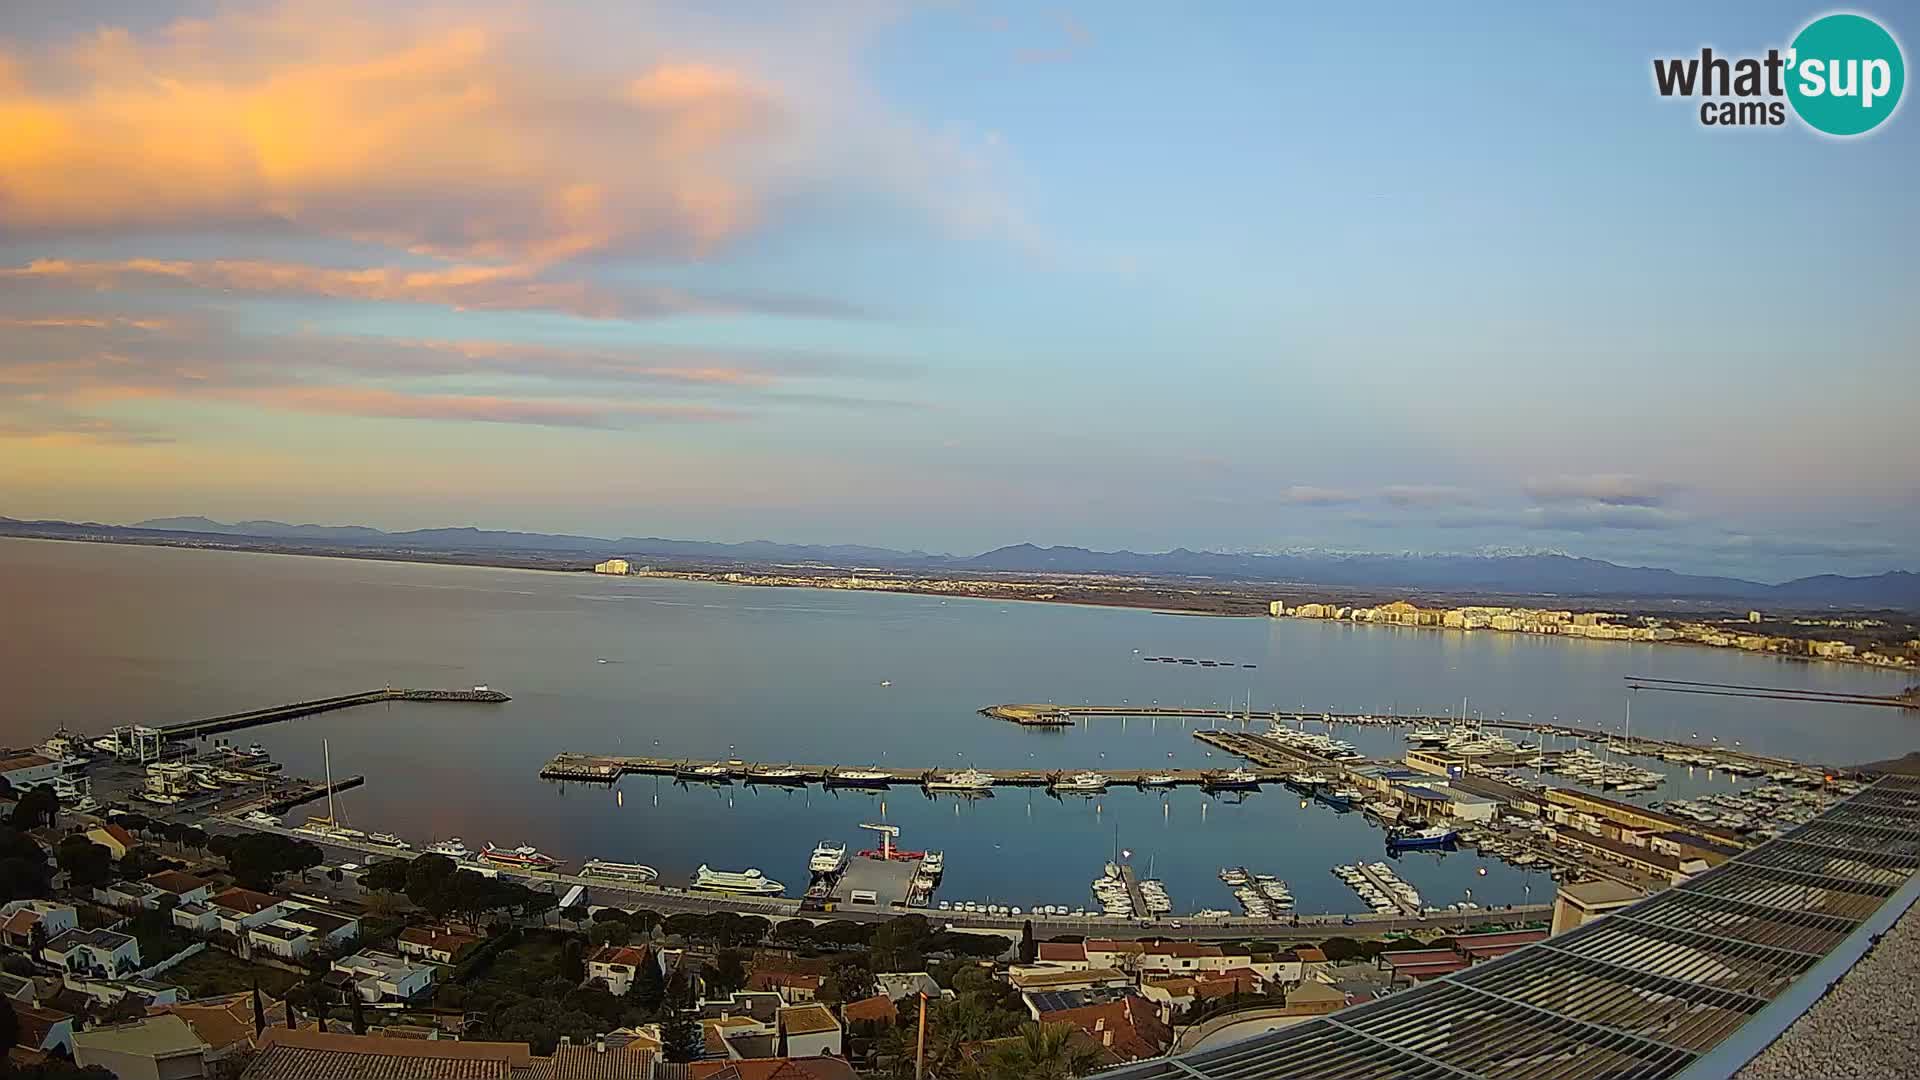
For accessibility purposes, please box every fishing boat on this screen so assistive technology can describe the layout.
[1387,825,1460,850]
[481,844,562,871]
[809,840,849,875]
[366,832,410,849]
[1202,767,1261,791]
[1052,771,1110,793]
[690,865,784,895]
[825,768,893,788]
[924,768,996,792]
[1138,773,1180,788]
[581,859,660,884]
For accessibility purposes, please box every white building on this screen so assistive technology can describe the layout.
[776,1004,843,1058]
[43,928,141,979]
[1,901,78,951]
[0,753,65,790]
[329,950,436,1003]
[586,945,653,996]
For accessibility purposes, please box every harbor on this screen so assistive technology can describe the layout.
[539,752,1289,790]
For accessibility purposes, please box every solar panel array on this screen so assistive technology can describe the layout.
[1104,774,1920,1080]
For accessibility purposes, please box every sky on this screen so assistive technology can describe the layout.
[0,1,1915,581]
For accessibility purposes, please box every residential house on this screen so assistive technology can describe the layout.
[240,1028,541,1079]
[0,971,35,1003]
[145,871,214,906]
[0,900,77,951]
[706,1014,776,1059]
[396,924,483,964]
[1035,995,1171,1065]
[154,992,286,1068]
[327,949,436,1003]
[587,944,653,996]
[9,999,76,1059]
[1034,941,1089,968]
[84,824,139,860]
[746,968,821,1003]
[872,971,942,1002]
[72,1013,209,1080]
[98,880,174,912]
[0,754,63,790]
[43,927,141,978]
[245,904,360,960]
[687,1059,859,1080]
[199,887,296,938]
[775,1003,843,1058]
[840,994,896,1029]
[1006,967,1132,994]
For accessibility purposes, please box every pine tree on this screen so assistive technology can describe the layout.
[659,967,704,1063]
[629,954,666,1013]
[1019,920,1037,965]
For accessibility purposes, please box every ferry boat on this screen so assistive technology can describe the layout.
[366,832,410,849]
[1387,825,1460,850]
[924,768,995,792]
[424,839,472,860]
[481,844,562,871]
[1138,773,1180,788]
[809,840,850,875]
[690,865,784,895]
[1052,771,1110,793]
[582,859,661,884]
[825,768,893,789]
[1202,768,1261,791]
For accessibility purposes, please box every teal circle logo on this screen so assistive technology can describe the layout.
[1786,13,1904,135]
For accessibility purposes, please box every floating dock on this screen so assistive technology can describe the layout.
[539,753,1289,789]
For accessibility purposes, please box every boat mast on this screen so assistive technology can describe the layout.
[324,738,337,826]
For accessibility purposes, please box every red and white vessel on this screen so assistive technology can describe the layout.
[480,843,561,871]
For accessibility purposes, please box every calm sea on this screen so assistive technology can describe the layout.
[3,537,1910,915]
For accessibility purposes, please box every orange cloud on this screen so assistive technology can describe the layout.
[80,383,740,429]
[0,258,858,320]
[0,6,781,263]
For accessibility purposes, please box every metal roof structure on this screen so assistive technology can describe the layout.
[1103,775,1920,1080]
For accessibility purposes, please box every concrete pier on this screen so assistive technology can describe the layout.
[160,687,510,739]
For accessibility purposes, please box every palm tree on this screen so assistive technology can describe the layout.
[982,1023,1103,1080]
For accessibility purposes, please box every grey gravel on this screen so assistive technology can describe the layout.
[1737,897,1920,1080]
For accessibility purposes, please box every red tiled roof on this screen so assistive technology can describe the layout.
[1142,942,1223,958]
[1,911,40,937]
[839,994,895,1025]
[89,824,136,850]
[1382,949,1462,968]
[747,970,821,992]
[1293,947,1328,963]
[1035,942,1086,962]
[688,1058,859,1080]
[145,870,211,896]
[1036,996,1170,1063]
[588,945,650,969]
[9,1000,72,1050]
[1451,930,1548,954]
[210,887,280,915]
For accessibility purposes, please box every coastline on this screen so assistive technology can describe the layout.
[3,528,1914,678]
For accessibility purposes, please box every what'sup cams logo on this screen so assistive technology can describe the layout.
[1654,12,1904,135]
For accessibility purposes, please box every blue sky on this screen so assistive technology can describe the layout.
[0,1,1913,580]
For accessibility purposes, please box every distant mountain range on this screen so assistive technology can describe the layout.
[1,514,1914,610]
